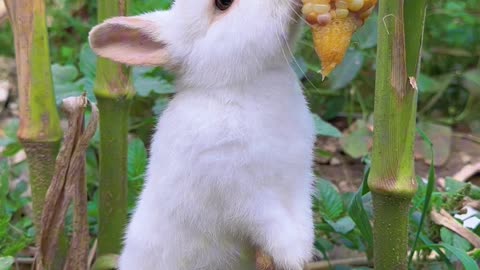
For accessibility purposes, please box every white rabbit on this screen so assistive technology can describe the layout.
[89,0,315,269]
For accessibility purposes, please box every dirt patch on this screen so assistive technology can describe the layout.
[315,134,480,193]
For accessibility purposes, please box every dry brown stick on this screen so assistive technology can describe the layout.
[430,209,480,248]
[64,97,99,270]
[452,162,480,183]
[36,95,98,270]
[88,239,98,270]
[306,257,370,270]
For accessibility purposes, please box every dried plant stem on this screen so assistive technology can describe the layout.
[36,95,98,270]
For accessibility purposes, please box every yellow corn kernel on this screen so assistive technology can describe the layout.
[302,0,377,77]
[336,8,349,19]
[358,0,376,12]
[335,0,349,9]
[347,0,364,12]
[313,4,330,14]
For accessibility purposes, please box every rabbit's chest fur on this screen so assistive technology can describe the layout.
[121,67,315,269]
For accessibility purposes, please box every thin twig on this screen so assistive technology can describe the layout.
[306,257,370,270]
[36,95,98,270]
[453,133,480,145]
[88,239,98,270]
[14,257,35,264]
[430,209,480,248]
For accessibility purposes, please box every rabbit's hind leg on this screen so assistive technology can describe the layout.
[246,202,314,270]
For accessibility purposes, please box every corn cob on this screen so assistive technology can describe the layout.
[302,0,377,78]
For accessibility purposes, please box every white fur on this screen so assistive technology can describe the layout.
[90,0,315,269]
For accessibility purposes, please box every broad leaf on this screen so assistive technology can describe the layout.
[127,138,148,181]
[312,114,342,138]
[328,50,364,90]
[416,122,452,166]
[348,166,373,258]
[133,67,174,97]
[340,121,372,159]
[314,178,344,221]
[429,243,479,270]
[440,227,472,255]
[409,127,437,266]
[327,216,356,234]
[0,256,14,270]
[353,12,378,49]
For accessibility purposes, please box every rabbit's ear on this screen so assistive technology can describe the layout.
[89,16,169,66]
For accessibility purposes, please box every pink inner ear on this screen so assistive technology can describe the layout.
[89,17,169,66]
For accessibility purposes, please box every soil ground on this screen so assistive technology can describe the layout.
[316,135,480,193]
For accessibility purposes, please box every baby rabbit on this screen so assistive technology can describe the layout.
[89,0,315,269]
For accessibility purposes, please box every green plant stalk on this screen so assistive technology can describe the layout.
[367,0,427,269]
[5,1,68,268]
[95,0,133,256]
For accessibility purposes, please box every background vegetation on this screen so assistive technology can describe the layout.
[0,0,479,269]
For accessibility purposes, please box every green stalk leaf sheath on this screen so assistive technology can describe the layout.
[5,0,62,229]
[95,0,133,256]
[6,0,68,268]
[367,0,427,269]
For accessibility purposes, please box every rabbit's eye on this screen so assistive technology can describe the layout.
[215,0,234,11]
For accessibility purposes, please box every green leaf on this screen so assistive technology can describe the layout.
[463,69,480,92]
[314,237,333,260]
[418,73,437,93]
[292,57,309,80]
[428,243,479,270]
[416,122,452,166]
[409,127,437,266]
[0,161,8,216]
[1,143,22,157]
[440,227,472,254]
[127,138,148,208]
[2,120,19,139]
[79,44,97,81]
[418,234,454,270]
[52,64,79,83]
[92,254,119,270]
[326,216,356,234]
[153,97,170,116]
[353,12,378,49]
[445,176,480,200]
[328,50,364,90]
[340,121,372,159]
[0,256,14,270]
[133,67,174,97]
[127,138,147,181]
[51,64,83,104]
[314,178,344,221]
[312,114,342,138]
[78,44,97,95]
[348,166,373,257]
